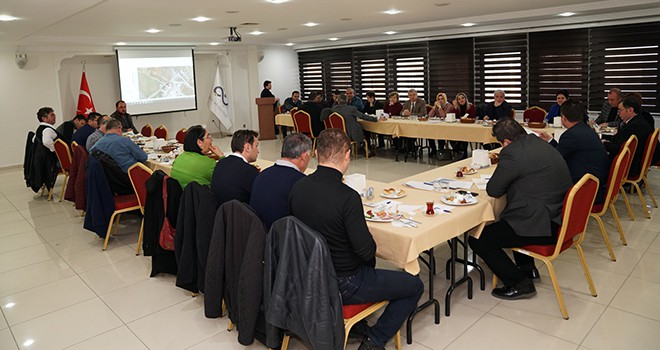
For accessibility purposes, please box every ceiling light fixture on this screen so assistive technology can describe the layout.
[558,12,576,17]
[461,22,476,27]
[115,42,127,46]
[0,15,19,22]
[384,31,397,35]
[209,42,220,46]
[384,9,401,15]
[145,28,161,33]
[328,37,339,41]
[249,30,264,35]
[304,22,318,27]
[23,339,34,347]
[286,43,295,46]
[268,0,289,3]
[192,16,211,22]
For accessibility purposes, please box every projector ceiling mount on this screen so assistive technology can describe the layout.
[228,27,242,42]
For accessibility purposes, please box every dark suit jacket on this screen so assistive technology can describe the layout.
[211,155,260,205]
[321,104,377,142]
[604,114,653,178]
[488,134,572,238]
[300,101,325,136]
[550,122,610,203]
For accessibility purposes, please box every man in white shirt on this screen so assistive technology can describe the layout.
[35,107,59,152]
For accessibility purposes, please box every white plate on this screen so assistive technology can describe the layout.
[365,216,393,223]
[380,190,406,199]
[440,194,478,206]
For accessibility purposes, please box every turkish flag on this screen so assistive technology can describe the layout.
[76,71,96,116]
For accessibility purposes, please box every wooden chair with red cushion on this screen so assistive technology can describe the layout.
[175,128,187,144]
[328,112,370,159]
[523,106,547,123]
[282,301,401,350]
[102,192,141,251]
[128,163,154,255]
[292,110,317,155]
[51,139,73,202]
[590,145,633,261]
[618,135,639,221]
[154,125,168,139]
[493,174,600,320]
[425,104,433,114]
[141,123,153,137]
[624,128,659,218]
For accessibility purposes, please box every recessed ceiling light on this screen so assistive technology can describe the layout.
[0,15,19,22]
[249,30,264,35]
[286,43,295,46]
[192,16,211,22]
[461,22,476,27]
[558,12,576,17]
[268,0,289,3]
[328,37,339,41]
[146,28,161,33]
[23,339,34,347]
[115,42,126,46]
[209,42,220,46]
[304,22,318,27]
[384,31,397,35]
[384,9,401,15]
[4,302,15,308]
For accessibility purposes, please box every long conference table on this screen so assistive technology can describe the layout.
[146,148,504,344]
[275,112,556,144]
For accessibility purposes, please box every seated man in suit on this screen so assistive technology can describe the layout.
[539,100,610,203]
[290,129,423,350]
[71,112,101,149]
[482,90,513,121]
[300,91,325,137]
[345,87,365,112]
[211,129,260,205]
[603,96,653,179]
[250,133,312,229]
[469,118,572,300]
[56,114,87,145]
[282,90,304,112]
[321,94,382,157]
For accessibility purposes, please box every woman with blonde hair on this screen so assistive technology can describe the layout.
[428,92,454,118]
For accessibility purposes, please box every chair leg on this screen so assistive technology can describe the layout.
[590,214,617,261]
[281,335,290,350]
[135,218,144,255]
[631,182,651,219]
[395,330,401,350]
[492,274,498,289]
[575,244,598,297]
[643,175,658,208]
[103,212,119,251]
[47,187,54,201]
[227,319,234,331]
[312,138,317,158]
[543,259,569,320]
[59,173,68,202]
[113,214,122,236]
[364,140,369,160]
[620,187,635,221]
[609,204,627,245]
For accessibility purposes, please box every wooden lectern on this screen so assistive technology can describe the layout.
[255,97,277,140]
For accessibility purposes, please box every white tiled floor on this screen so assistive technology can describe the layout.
[1,137,659,349]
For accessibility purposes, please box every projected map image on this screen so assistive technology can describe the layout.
[137,66,195,99]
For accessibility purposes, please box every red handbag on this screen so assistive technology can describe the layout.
[159,176,176,251]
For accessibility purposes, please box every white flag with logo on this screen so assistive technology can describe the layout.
[208,63,232,129]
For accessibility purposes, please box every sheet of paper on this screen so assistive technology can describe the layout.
[404,181,434,191]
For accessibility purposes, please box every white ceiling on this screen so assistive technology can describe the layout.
[1,0,660,51]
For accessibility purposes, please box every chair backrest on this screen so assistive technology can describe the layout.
[71,140,79,150]
[621,135,638,182]
[552,174,600,256]
[323,117,332,129]
[53,139,73,172]
[154,125,168,139]
[510,109,516,118]
[141,123,153,137]
[595,146,632,214]
[629,128,659,182]
[328,112,347,132]
[523,106,547,123]
[292,110,314,137]
[278,105,284,114]
[425,104,433,114]
[175,128,187,144]
[127,162,154,212]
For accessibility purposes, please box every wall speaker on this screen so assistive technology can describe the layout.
[15,53,28,69]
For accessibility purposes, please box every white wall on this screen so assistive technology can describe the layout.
[1,46,292,167]
[258,46,300,101]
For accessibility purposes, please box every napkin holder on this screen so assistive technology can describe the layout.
[376,109,384,117]
[472,149,491,168]
[344,173,367,195]
[553,116,562,127]
[445,113,456,122]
